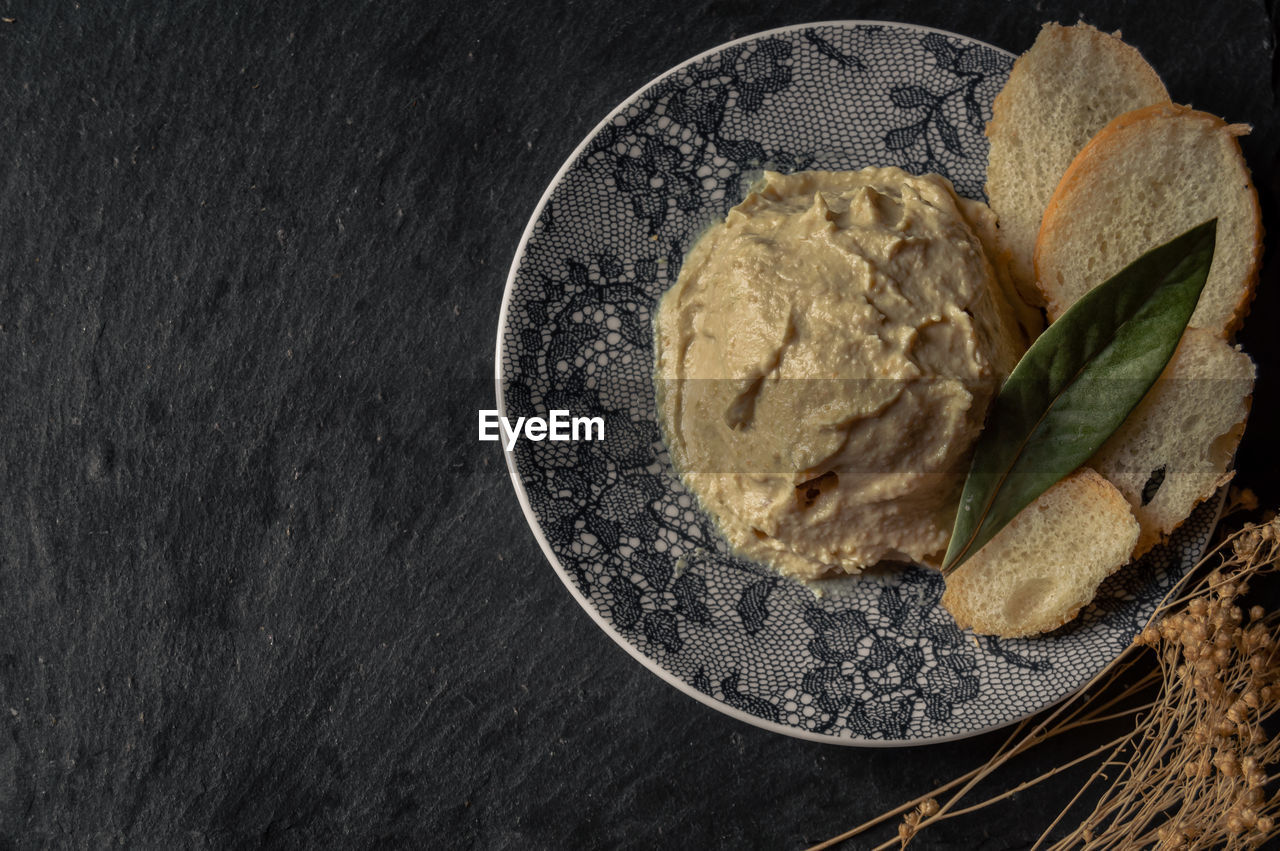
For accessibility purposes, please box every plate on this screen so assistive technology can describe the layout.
[495,21,1218,744]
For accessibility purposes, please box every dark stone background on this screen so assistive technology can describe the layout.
[2,1,1276,847]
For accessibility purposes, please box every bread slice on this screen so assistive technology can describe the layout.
[1035,103,1263,336]
[1088,328,1255,555]
[985,22,1169,302]
[943,468,1139,637]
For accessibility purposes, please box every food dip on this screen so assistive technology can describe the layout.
[654,168,1032,580]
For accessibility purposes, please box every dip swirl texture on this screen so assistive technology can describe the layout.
[655,168,1029,580]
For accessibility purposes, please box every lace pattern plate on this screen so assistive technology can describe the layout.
[495,21,1218,744]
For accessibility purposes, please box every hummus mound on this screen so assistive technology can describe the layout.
[655,168,1029,580]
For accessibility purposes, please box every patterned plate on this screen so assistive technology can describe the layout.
[495,21,1218,744]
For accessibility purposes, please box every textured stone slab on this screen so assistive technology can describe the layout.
[1,0,1274,847]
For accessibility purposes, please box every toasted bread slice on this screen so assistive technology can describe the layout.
[985,22,1169,302]
[1035,104,1262,336]
[943,468,1139,637]
[1088,328,1255,555]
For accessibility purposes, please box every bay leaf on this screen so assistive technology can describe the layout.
[942,219,1217,573]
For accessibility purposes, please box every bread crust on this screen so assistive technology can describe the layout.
[1092,330,1254,557]
[1034,103,1264,338]
[984,22,1169,299]
[942,469,1139,638]
[963,33,1263,641]
[986,23,1168,139]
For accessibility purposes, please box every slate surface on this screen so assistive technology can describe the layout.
[2,1,1276,848]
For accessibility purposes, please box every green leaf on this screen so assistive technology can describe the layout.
[941,219,1218,573]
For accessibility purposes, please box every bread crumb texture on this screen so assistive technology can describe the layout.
[985,22,1168,300]
[1035,103,1263,337]
[1089,327,1255,555]
[942,468,1139,637]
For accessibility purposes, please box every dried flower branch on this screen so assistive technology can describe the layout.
[812,514,1280,851]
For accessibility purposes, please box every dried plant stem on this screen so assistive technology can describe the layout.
[815,515,1280,850]
[940,735,1130,819]
[881,707,1156,850]
[806,693,1157,851]
[1031,734,1137,850]
[805,754,1003,850]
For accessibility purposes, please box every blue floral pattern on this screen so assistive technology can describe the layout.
[499,23,1219,742]
[797,571,979,737]
[579,35,816,234]
[884,32,1012,176]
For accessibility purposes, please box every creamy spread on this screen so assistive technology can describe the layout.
[654,168,1032,580]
